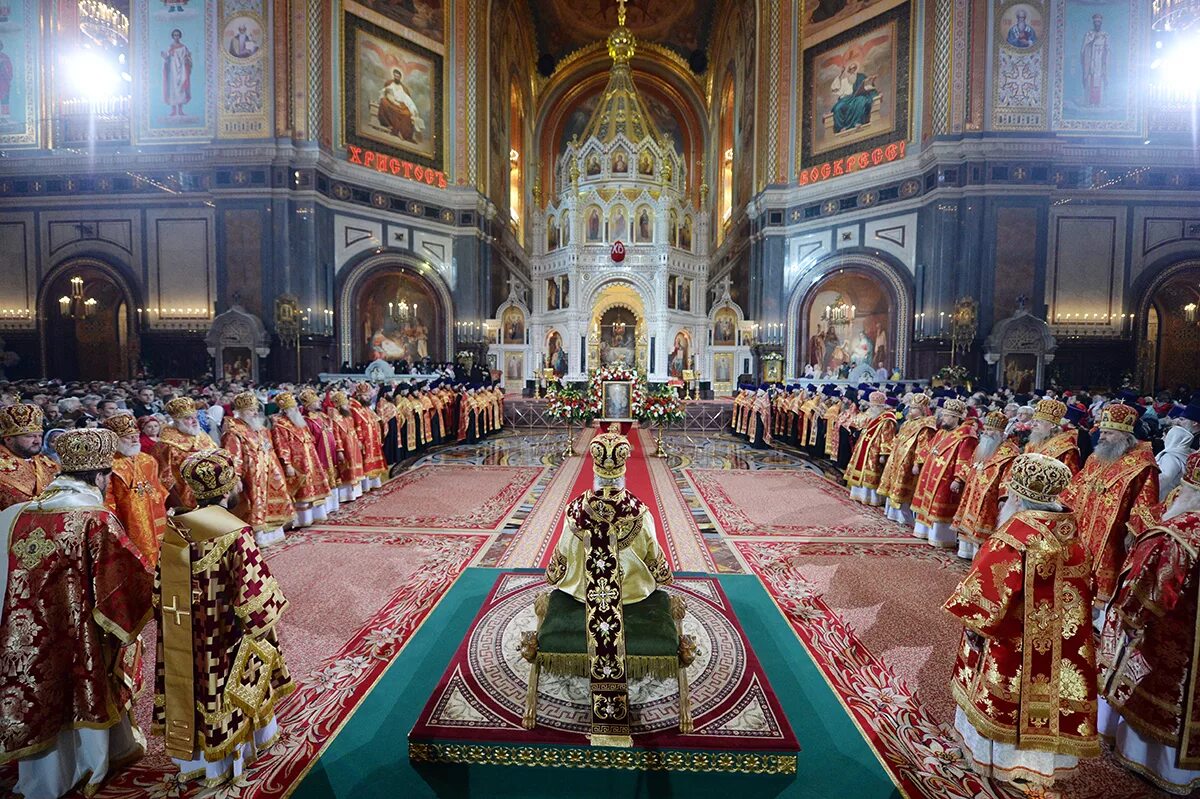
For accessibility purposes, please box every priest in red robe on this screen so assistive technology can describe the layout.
[0,403,59,510]
[0,428,153,799]
[952,410,1022,560]
[300,388,340,516]
[351,382,388,489]
[221,392,294,546]
[944,452,1099,786]
[878,392,935,525]
[327,390,366,502]
[844,390,897,506]
[911,398,979,548]
[270,391,331,528]
[1061,403,1160,622]
[103,413,170,566]
[1023,398,1081,474]
[1098,452,1200,795]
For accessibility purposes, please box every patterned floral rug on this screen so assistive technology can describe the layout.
[409,572,799,773]
[319,464,544,530]
[687,467,907,539]
[80,527,489,799]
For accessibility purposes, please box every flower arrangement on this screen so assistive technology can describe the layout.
[546,384,594,425]
[586,365,647,420]
[933,364,972,388]
[640,386,685,426]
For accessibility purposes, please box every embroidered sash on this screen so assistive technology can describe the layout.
[581,491,633,747]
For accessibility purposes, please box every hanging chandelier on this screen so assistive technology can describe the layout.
[612,320,627,338]
[822,296,855,329]
[1186,301,1198,324]
[388,293,417,327]
[59,276,98,320]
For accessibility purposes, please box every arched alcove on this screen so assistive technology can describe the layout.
[39,258,138,380]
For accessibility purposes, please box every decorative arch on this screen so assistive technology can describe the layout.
[983,310,1057,392]
[1133,257,1200,390]
[785,251,913,378]
[337,251,455,367]
[584,275,655,319]
[38,255,140,380]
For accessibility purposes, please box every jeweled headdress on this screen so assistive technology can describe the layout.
[232,392,259,412]
[164,397,196,420]
[982,411,1008,432]
[590,432,631,479]
[180,448,239,501]
[274,392,297,411]
[1099,404,1137,434]
[941,398,967,418]
[102,413,139,438]
[56,428,118,473]
[1007,453,1072,505]
[0,403,43,438]
[1032,399,1066,425]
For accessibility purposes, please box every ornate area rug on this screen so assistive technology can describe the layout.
[738,540,1171,799]
[687,467,907,539]
[409,572,799,774]
[67,528,489,799]
[321,464,544,530]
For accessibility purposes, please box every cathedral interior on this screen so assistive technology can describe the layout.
[6,2,1200,799]
[0,0,1195,392]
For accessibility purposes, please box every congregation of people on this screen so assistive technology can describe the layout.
[0,376,504,798]
[732,380,1200,793]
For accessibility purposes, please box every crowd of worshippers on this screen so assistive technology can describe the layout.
[735,380,1200,792]
[0,378,504,798]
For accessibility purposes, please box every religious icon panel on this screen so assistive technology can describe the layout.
[804,272,892,376]
[344,12,442,169]
[601,381,633,421]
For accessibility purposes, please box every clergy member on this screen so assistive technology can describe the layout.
[844,390,898,506]
[155,447,295,789]
[270,391,331,528]
[1061,403,1160,620]
[951,410,1022,560]
[1098,452,1200,795]
[1024,398,1081,474]
[221,392,293,546]
[103,412,170,565]
[327,390,366,501]
[944,453,1098,786]
[350,382,388,489]
[0,428,153,799]
[911,398,979,547]
[546,430,672,603]
[878,393,936,525]
[0,402,59,509]
[299,388,340,515]
[155,396,217,509]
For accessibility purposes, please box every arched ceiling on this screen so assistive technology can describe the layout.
[529,0,718,62]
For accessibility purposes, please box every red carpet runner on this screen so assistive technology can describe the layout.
[538,423,673,568]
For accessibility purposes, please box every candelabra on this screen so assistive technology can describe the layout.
[59,277,98,320]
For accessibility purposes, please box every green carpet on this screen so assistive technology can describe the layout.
[290,568,901,799]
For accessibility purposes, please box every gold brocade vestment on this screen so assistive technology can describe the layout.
[911,423,979,526]
[106,451,170,566]
[878,416,936,508]
[1060,444,1160,604]
[0,444,59,510]
[270,415,331,505]
[546,486,672,605]
[155,428,216,510]
[1026,431,1082,475]
[154,505,295,769]
[944,510,1099,758]
[0,478,153,765]
[952,438,1022,545]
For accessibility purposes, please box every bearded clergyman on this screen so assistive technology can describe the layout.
[1061,403,1160,623]
[270,391,331,528]
[911,398,978,548]
[103,412,170,565]
[844,390,898,506]
[155,397,216,510]
[1024,398,1081,474]
[952,410,1022,560]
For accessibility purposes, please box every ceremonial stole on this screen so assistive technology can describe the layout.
[159,521,197,759]
[583,494,633,747]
